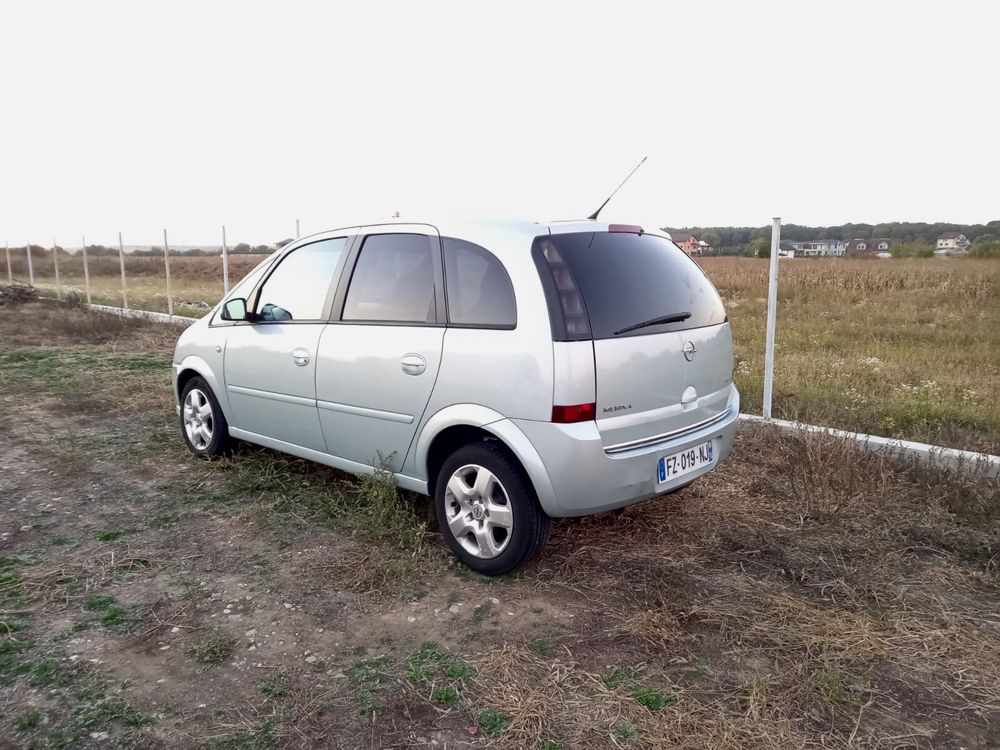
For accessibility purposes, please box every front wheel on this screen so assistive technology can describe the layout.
[434,442,550,576]
[179,377,232,459]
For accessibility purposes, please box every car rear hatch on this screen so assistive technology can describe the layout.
[534,228,733,452]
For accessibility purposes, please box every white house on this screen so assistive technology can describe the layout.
[789,239,846,257]
[935,232,970,256]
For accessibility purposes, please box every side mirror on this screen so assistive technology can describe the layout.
[221,297,248,321]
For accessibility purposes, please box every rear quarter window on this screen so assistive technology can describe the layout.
[534,232,727,340]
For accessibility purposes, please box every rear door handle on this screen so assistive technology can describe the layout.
[401,353,426,376]
[292,347,311,367]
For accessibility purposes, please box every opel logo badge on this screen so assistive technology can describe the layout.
[682,340,697,361]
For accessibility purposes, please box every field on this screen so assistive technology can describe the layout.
[7,252,1000,454]
[1,299,999,749]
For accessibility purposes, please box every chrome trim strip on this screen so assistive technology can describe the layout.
[603,407,733,455]
[316,399,413,424]
[227,385,316,408]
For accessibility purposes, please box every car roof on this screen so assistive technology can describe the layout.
[288,218,669,257]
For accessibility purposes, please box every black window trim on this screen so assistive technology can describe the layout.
[331,231,447,327]
[440,236,517,331]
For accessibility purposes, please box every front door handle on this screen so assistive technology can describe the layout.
[292,347,311,367]
[401,353,426,376]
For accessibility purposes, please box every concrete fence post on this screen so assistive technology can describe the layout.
[762,217,781,420]
[26,242,35,285]
[221,224,230,295]
[118,232,129,309]
[52,237,62,300]
[163,228,173,317]
[81,235,91,304]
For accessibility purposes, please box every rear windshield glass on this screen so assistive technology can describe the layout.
[535,232,726,340]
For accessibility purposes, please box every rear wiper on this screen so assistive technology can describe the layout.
[614,311,691,336]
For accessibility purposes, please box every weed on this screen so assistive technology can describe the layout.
[27,657,65,686]
[13,708,42,732]
[433,685,460,707]
[613,721,639,742]
[601,666,637,690]
[478,708,511,738]
[257,680,285,698]
[541,742,562,750]
[346,655,391,716]
[446,662,476,682]
[633,687,677,710]
[529,638,554,656]
[190,632,236,665]
[471,602,492,625]
[808,662,868,706]
[97,528,135,542]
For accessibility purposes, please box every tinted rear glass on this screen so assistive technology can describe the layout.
[536,232,726,339]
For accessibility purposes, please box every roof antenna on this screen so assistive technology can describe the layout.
[587,156,648,220]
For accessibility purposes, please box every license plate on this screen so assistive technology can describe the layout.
[657,441,714,484]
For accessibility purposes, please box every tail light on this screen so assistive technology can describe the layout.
[552,402,597,423]
[608,224,644,234]
[539,240,591,337]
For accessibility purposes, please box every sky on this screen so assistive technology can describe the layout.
[3,0,998,246]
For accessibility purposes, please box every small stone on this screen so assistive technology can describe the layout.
[490,597,500,605]
[245,629,257,638]
[407,616,416,623]
[89,731,110,740]
[170,626,180,633]
[160,645,170,651]
[19,525,32,532]
[305,655,319,664]
[284,603,293,609]
[449,604,460,614]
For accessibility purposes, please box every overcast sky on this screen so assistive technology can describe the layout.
[3,0,997,246]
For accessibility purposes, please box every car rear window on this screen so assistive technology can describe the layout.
[533,232,727,340]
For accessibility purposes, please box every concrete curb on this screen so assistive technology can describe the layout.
[740,414,999,479]
[84,303,199,325]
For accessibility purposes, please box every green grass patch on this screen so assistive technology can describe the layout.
[633,687,677,710]
[478,708,511,738]
[602,666,638,690]
[346,655,392,717]
[613,721,639,742]
[13,708,42,732]
[432,685,460,707]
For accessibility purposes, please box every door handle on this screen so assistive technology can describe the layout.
[292,347,311,367]
[400,353,426,376]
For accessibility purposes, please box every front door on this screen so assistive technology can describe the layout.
[315,230,445,471]
[223,236,350,452]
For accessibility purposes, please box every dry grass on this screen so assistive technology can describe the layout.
[698,257,1000,453]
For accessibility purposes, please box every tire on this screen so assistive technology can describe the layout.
[434,441,550,576]
[179,376,232,459]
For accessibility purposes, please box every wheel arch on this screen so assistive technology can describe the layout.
[175,355,231,422]
[412,405,557,515]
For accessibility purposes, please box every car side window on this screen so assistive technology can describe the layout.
[443,238,516,328]
[255,238,347,321]
[342,234,436,323]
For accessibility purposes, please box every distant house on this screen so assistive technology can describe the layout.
[935,232,970,255]
[788,239,846,257]
[846,238,894,255]
[667,230,702,255]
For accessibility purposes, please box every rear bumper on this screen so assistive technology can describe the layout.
[512,384,739,517]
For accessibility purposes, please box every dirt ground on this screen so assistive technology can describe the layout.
[1,299,999,749]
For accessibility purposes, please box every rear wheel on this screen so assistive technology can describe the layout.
[180,377,232,459]
[435,442,550,576]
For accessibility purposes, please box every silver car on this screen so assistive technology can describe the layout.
[173,219,739,574]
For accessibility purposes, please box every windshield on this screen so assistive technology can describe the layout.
[533,232,727,340]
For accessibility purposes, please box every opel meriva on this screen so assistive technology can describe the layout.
[173,219,740,574]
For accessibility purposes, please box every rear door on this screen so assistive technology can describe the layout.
[314,229,446,471]
[535,230,732,449]
[223,237,350,451]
